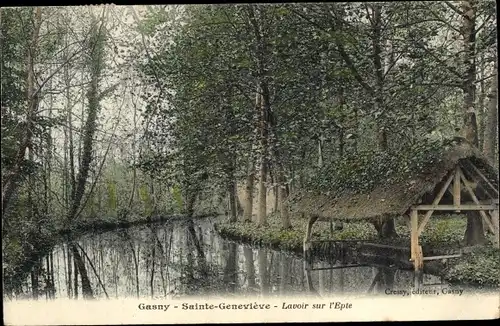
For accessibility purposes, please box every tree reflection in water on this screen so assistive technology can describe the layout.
[5,218,447,300]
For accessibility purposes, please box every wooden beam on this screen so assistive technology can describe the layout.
[423,253,462,261]
[417,171,455,236]
[309,264,366,271]
[460,161,496,200]
[310,239,370,243]
[453,166,461,211]
[360,243,409,251]
[458,169,496,234]
[468,161,499,195]
[412,204,496,211]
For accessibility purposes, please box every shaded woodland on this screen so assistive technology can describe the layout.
[1,3,498,289]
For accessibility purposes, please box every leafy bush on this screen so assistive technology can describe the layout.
[445,247,500,286]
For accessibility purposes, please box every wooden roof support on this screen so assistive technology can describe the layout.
[413,204,496,211]
[453,166,461,211]
[458,167,496,234]
[423,253,462,261]
[417,171,454,236]
[460,161,496,200]
[467,160,499,195]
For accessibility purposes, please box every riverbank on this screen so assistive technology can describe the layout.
[3,212,216,294]
[215,214,500,287]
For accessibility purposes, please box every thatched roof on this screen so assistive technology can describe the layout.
[290,137,499,222]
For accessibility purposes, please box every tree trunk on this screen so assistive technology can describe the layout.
[227,178,238,223]
[243,89,260,223]
[461,0,485,245]
[461,0,479,146]
[244,247,256,292]
[73,256,79,299]
[257,84,269,227]
[371,4,397,238]
[31,262,39,300]
[68,17,106,222]
[257,249,269,296]
[1,7,42,218]
[371,4,388,152]
[477,52,487,150]
[186,191,197,218]
[278,172,292,229]
[318,139,323,167]
[66,244,72,298]
[464,211,487,245]
[243,156,255,222]
[372,218,398,238]
[247,7,269,227]
[223,242,238,293]
[71,244,94,299]
[483,63,498,163]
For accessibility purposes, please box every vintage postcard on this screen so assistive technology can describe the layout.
[2,2,499,325]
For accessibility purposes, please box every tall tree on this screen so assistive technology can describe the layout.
[68,13,107,222]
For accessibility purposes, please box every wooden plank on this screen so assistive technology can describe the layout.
[360,243,409,251]
[453,166,461,211]
[308,264,365,271]
[417,172,455,236]
[412,204,496,211]
[310,239,370,243]
[422,282,446,286]
[423,254,462,261]
[468,161,499,195]
[458,168,496,234]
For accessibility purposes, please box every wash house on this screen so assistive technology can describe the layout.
[293,137,499,272]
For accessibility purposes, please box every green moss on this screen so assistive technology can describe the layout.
[217,214,381,253]
[302,137,460,195]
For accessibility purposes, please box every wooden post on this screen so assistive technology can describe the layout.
[416,245,423,271]
[453,166,461,212]
[410,209,423,271]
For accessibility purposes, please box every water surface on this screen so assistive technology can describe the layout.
[4,217,490,300]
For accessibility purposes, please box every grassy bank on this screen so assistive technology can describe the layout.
[215,213,500,287]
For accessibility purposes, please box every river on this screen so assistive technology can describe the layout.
[3,217,492,300]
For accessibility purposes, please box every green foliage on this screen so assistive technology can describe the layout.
[107,180,117,212]
[445,247,500,287]
[138,184,153,216]
[2,3,498,294]
[171,184,184,212]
